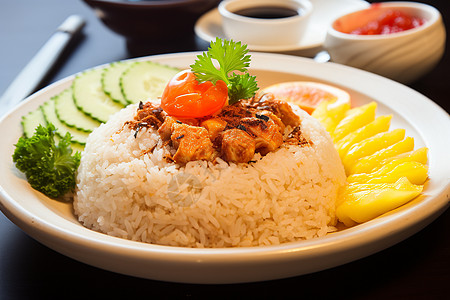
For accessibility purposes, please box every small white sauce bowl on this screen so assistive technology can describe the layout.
[218,0,313,47]
[323,1,446,84]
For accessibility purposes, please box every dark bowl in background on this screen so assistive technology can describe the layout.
[83,0,221,55]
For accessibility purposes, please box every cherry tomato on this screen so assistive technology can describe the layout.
[160,70,228,118]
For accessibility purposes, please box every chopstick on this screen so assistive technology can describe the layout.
[0,15,85,116]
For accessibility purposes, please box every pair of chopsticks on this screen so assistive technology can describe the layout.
[0,15,85,116]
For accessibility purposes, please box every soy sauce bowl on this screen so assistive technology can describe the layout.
[323,2,446,84]
[218,0,313,47]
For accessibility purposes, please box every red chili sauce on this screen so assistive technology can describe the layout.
[335,4,426,35]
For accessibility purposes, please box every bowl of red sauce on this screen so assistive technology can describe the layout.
[323,2,446,83]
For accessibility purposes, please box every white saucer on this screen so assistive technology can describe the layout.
[195,0,369,56]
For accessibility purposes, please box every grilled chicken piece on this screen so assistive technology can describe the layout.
[138,96,300,165]
[158,116,177,140]
[171,123,216,164]
[257,110,285,133]
[240,117,283,155]
[247,93,300,127]
[221,129,256,163]
[158,116,201,141]
[201,118,227,139]
[276,100,300,127]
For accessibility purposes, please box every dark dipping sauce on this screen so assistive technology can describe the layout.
[234,6,300,19]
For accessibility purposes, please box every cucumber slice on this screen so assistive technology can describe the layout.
[73,68,124,123]
[41,99,90,145]
[120,61,179,104]
[102,61,133,106]
[54,88,101,133]
[22,108,47,138]
[70,142,85,153]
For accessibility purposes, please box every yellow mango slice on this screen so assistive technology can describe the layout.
[340,179,406,197]
[336,211,358,227]
[336,177,423,226]
[338,180,402,206]
[332,102,377,142]
[349,136,415,174]
[373,147,428,172]
[312,100,350,133]
[347,161,428,185]
[343,128,406,173]
[335,115,392,159]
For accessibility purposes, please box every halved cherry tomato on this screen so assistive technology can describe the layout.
[160,70,228,118]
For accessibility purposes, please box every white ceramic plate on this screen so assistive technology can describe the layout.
[0,52,449,284]
[195,0,369,56]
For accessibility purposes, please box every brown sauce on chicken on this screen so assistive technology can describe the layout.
[127,93,310,164]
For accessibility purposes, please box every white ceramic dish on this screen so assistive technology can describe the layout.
[324,1,446,84]
[195,0,369,57]
[0,52,449,284]
[218,0,313,47]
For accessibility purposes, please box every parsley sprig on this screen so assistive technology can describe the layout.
[13,123,80,199]
[190,38,259,104]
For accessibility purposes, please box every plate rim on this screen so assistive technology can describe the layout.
[0,51,449,283]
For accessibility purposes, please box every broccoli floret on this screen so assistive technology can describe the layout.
[12,123,81,199]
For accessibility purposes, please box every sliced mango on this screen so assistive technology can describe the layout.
[311,100,350,133]
[332,102,377,142]
[349,136,415,175]
[336,177,423,226]
[347,161,428,185]
[343,129,406,174]
[335,115,392,159]
[373,147,428,172]
[309,86,429,227]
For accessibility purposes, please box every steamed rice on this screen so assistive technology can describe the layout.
[74,101,346,248]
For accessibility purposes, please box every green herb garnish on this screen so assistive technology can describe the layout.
[12,123,81,199]
[190,38,259,104]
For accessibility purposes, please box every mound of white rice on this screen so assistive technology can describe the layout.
[74,101,346,248]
